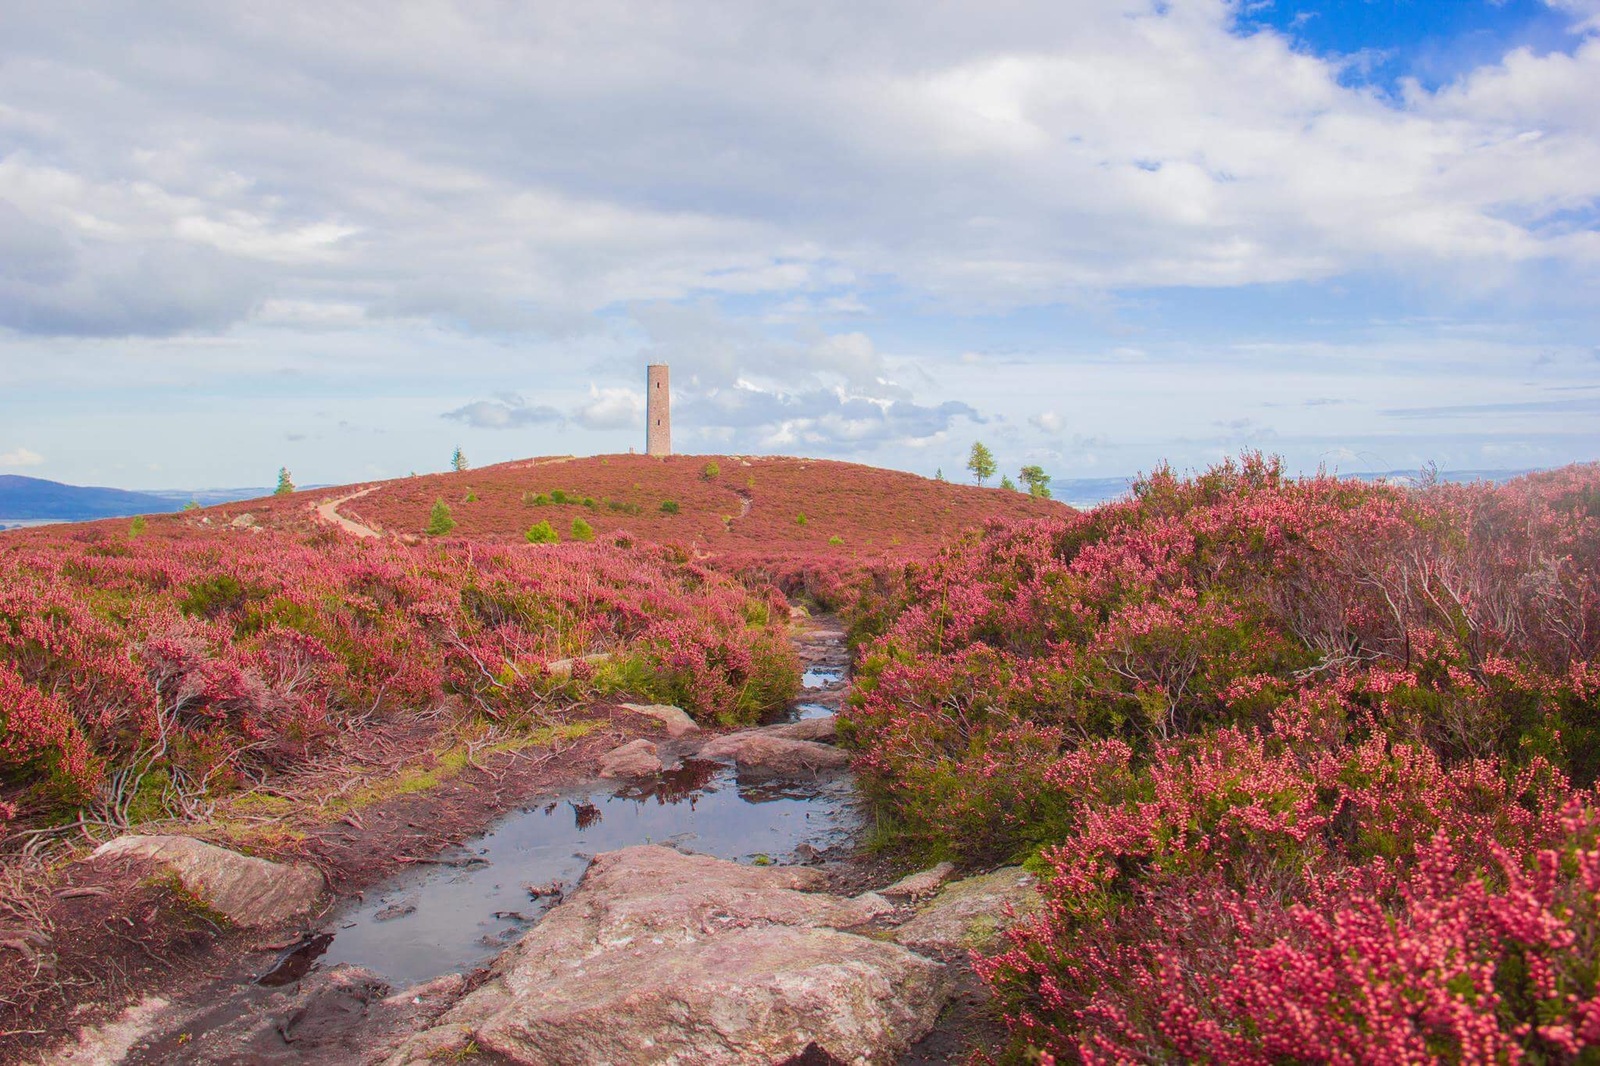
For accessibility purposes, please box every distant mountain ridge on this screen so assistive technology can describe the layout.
[1052,467,1537,508]
[0,475,267,522]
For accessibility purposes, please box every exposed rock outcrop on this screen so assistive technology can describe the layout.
[384,845,949,1065]
[91,835,325,929]
[597,738,666,778]
[620,702,700,737]
[758,715,838,743]
[881,862,958,902]
[543,652,612,681]
[892,866,1041,955]
[695,733,850,775]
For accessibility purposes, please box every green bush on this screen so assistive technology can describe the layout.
[525,521,559,544]
[702,461,721,480]
[425,499,456,536]
[550,489,569,505]
[129,515,147,538]
[828,534,844,546]
[465,491,478,503]
[796,513,808,527]
[582,497,597,509]
[571,517,595,542]
[607,499,641,516]
[660,500,680,515]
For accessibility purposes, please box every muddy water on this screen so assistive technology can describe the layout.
[311,763,860,987]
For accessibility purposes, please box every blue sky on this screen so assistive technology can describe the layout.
[0,0,1596,490]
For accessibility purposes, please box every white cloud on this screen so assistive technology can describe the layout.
[0,446,44,468]
[442,396,563,429]
[1,1,1597,487]
[0,0,1594,343]
[573,385,645,431]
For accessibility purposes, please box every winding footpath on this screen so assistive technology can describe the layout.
[314,487,383,540]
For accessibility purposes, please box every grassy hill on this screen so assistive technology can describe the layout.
[209,454,1066,558]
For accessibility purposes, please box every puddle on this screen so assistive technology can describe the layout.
[802,665,844,689]
[255,933,334,987]
[313,761,860,987]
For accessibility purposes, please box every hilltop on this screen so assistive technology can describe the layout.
[187,453,1065,558]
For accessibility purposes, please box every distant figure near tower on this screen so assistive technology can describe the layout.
[646,364,671,456]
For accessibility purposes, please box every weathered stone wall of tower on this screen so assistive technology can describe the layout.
[646,364,671,456]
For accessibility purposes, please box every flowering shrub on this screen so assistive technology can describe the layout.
[978,732,1600,1062]
[0,526,796,815]
[841,455,1600,1058]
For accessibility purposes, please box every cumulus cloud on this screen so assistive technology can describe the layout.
[0,446,44,468]
[1030,411,1064,433]
[442,396,564,429]
[1,0,1595,343]
[680,383,978,454]
[573,386,645,431]
[2,1,1598,486]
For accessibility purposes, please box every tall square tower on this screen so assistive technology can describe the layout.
[646,364,671,456]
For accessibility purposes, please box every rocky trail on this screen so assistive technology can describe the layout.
[27,614,1035,1065]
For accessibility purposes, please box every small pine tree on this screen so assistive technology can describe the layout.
[934,468,945,482]
[702,461,721,480]
[129,515,147,538]
[183,500,201,512]
[525,520,558,544]
[660,500,680,514]
[465,491,478,503]
[1000,474,1017,491]
[425,499,456,536]
[796,513,808,526]
[966,442,997,486]
[451,447,469,472]
[1019,464,1053,499]
[571,517,595,542]
[275,467,295,496]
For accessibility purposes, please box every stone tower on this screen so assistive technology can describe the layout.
[646,364,671,456]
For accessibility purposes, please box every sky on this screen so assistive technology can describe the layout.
[0,0,1597,490]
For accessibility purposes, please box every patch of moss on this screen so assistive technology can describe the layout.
[229,792,294,817]
[142,870,232,930]
[329,720,604,815]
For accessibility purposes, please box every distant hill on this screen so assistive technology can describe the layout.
[214,454,1066,558]
[141,486,275,508]
[1049,468,1537,508]
[0,475,178,521]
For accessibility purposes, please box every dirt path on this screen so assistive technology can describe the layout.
[314,487,382,539]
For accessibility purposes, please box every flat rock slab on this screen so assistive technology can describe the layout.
[544,652,612,680]
[597,738,665,778]
[892,866,1042,956]
[620,702,699,737]
[881,862,958,902]
[385,845,949,1065]
[758,715,838,743]
[695,732,850,775]
[92,835,325,929]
